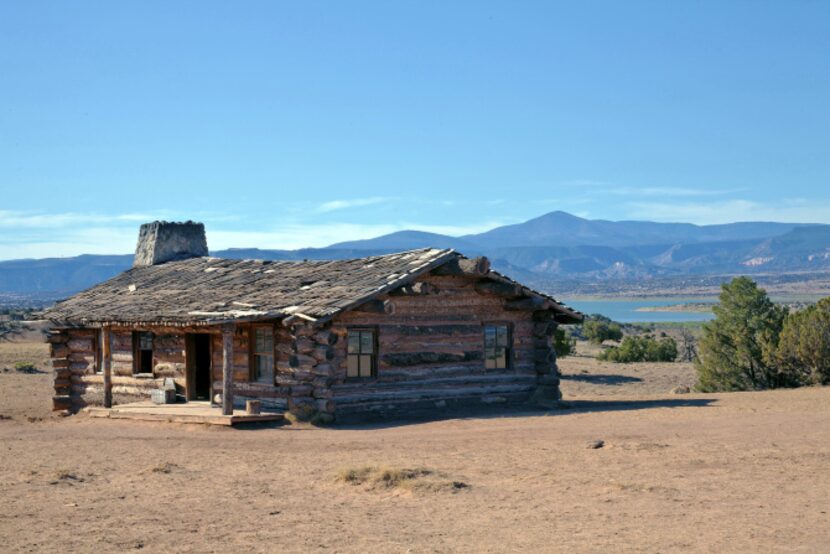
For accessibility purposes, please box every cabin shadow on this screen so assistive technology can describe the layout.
[560,373,643,385]
[330,397,715,431]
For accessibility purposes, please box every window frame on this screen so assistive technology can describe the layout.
[346,327,378,380]
[249,324,276,384]
[132,331,154,375]
[483,322,512,370]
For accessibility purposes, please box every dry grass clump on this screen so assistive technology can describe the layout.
[146,462,181,474]
[50,469,86,485]
[336,465,469,493]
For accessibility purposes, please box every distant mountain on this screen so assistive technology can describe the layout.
[462,211,805,248]
[2,211,829,304]
[329,230,478,251]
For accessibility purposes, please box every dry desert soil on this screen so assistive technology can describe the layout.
[1,340,830,553]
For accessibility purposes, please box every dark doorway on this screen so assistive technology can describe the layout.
[186,334,212,401]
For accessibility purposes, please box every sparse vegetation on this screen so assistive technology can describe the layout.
[13,361,39,374]
[582,316,623,345]
[552,327,576,358]
[336,465,469,492]
[776,297,830,385]
[0,309,34,341]
[598,335,678,363]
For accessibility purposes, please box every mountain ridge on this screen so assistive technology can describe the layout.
[2,212,829,302]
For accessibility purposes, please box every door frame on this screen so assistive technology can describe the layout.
[185,333,213,401]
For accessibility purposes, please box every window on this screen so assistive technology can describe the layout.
[133,331,153,374]
[251,325,274,383]
[347,329,376,378]
[484,325,511,369]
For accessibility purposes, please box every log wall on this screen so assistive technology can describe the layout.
[325,274,560,419]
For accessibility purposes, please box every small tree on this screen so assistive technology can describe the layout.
[695,277,788,391]
[552,327,576,358]
[679,328,698,362]
[583,319,623,345]
[776,297,830,385]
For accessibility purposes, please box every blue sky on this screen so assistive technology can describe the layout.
[1,1,829,259]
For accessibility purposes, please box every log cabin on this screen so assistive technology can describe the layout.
[44,221,582,422]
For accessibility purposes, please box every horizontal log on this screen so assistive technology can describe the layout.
[54,368,71,380]
[69,362,90,372]
[532,321,557,338]
[505,297,548,311]
[532,310,557,322]
[316,399,335,413]
[52,396,72,411]
[380,351,483,367]
[352,299,394,314]
[388,282,439,296]
[312,363,335,377]
[50,359,69,370]
[289,353,316,369]
[474,280,523,298]
[431,257,490,277]
[535,361,555,374]
[50,344,70,358]
[311,345,334,362]
[333,382,534,404]
[289,325,315,337]
[533,348,555,364]
[67,339,94,352]
[313,330,339,346]
[46,333,69,344]
[313,387,333,399]
[537,373,560,386]
[292,337,315,354]
[377,324,482,337]
[312,376,332,389]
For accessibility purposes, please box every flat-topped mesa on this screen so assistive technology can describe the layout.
[133,221,208,267]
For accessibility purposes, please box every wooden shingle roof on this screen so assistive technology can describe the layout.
[44,248,581,327]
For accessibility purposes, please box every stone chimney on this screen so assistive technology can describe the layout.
[133,221,209,267]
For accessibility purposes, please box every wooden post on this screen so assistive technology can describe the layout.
[222,323,235,416]
[102,326,112,408]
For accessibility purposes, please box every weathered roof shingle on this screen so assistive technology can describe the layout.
[44,248,581,326]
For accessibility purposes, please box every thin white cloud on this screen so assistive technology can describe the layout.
[0,210,178,228]
[603,186,748,198]
[625,199,830,225]
[315,197,391,213]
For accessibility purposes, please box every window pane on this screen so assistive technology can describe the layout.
[496,349,507,369]
[485,358,496,369]
[359,355,373,377]
[347,355,359,377]
[360,331,373,354]
[496,326,508,347]
[347,333,360,354]
[256,355,273,382]
[139,332,153,350]
[255,327,273,353]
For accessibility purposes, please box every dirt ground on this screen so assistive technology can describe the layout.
[2,340,830,553]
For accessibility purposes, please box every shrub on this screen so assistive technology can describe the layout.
[552,327,576,358]
[13,361,39,374]
[598,335,677,363]
[776,297,830,385]
[695,277,789,392]
[583,319,623,345]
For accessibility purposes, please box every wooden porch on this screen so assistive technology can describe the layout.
[86,401,284,426]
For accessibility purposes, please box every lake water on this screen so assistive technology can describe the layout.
[561,298,715,323]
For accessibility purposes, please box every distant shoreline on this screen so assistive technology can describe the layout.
[635,303,714,313]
